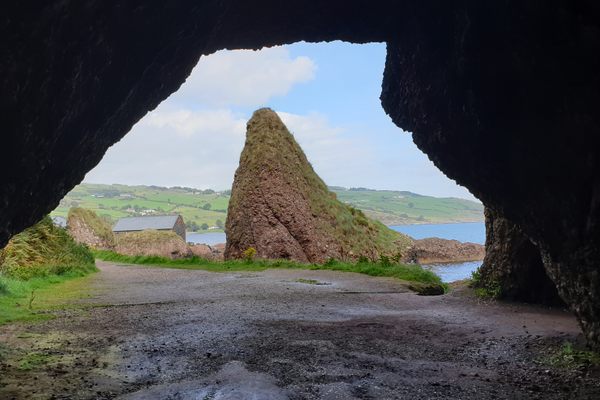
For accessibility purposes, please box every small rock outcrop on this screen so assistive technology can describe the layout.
[405,238,484,265]
[115,230,191,259]
[189,243,224,261]
[475,208,563,305]
[67,207,115,250]
[225,109,412,263]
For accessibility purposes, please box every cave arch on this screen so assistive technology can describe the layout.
[3,1,599,348]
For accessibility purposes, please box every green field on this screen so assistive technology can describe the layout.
[51,183,483,231]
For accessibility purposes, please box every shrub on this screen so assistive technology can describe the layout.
[324,257,337,266]
[357,255,370,264]
[242,247,257,262]
[379,255,392,267]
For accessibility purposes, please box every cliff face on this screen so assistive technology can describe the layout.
[225,109,412,263]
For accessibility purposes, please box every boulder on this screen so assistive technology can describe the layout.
[189,243,224,261]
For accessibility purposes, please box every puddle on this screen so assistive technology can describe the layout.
[120,361,288,399]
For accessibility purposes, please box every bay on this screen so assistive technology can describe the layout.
[391,222,485,283]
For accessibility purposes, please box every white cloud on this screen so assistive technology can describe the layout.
[278,112,375,184]
[169,47,316,107]
[84,109,372,191]
[85,108,247,189]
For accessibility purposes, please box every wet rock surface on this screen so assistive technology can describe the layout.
[1,262,599,399]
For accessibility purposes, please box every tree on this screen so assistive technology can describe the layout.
[407,202,414,208]
[200,223,209,230]
[186,221,199,231]
[202,203,212,210]
[215,219,224,229]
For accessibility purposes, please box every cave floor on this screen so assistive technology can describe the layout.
[1,261,599,399]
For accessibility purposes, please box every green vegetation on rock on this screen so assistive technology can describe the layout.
[114,229,191,259]
[0,216,97,324]
[67,207,115,248]
[225,108,413,262]
[0,216,96,280]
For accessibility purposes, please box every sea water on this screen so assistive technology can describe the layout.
[391,222,485,282]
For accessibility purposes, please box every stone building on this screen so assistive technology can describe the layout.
[112,215,186,241]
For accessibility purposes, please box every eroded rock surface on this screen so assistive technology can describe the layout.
[225,109,412,263]
[476,208,563,306]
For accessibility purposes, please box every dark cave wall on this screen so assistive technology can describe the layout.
[380,0,600,347]
[0,0,401,248]
[476,208,563,306]
[2,1,600,348]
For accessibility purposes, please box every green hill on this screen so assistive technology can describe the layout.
[51,184,482,232]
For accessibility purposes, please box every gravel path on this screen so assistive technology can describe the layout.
[1,261,599,399]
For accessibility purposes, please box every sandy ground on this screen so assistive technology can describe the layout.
[1,261,599,399]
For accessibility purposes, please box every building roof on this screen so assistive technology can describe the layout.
[113,215,181,232]
[51,216,67,228]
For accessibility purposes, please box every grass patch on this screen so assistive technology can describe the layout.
[469,267,501,299]
[0,215,98,324]
[18,352,55,371]
[94,250,447,293]
[0,268,97,325]
[545,342,600,369]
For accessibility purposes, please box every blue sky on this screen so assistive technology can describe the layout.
[85,41,477,201]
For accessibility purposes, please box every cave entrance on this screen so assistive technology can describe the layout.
[73,41,484,281]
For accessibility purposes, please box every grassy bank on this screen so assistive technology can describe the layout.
[93,250,447,294]
[0,267,97,324]
[0,216,98,324]
[0,216,96,280]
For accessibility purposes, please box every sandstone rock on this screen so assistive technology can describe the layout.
[189,243,224,261]
[405,238,484,265]
[189,244,213,258]
[225,109,412,263]
[474,208,563,306]
[212,243,225,252]
[115,230,191,259]
[67,207,114,250]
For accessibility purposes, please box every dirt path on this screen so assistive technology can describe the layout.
[1,261,599,399]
